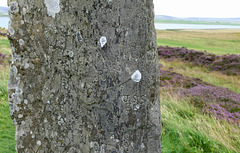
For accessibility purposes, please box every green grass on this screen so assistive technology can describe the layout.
[0,36,16,153]
[0,37,10,48]
[156,29,240,55]
[0,37,11,55]
[160,59,240,94]
[161,89,240,152]
[0,65,16,153]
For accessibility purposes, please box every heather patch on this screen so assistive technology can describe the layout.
[0,53,11,65]
[160,70,212,88]
[158,46,240,75]
[160,70,240,126]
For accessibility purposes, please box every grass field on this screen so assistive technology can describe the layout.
[160,59,240,94]
[0,36,11,55]
[156,29,240,55]
[161,90,240,152]
[0,64,15,153]
[0,36,15,153]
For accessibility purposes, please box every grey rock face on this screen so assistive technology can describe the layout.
[8,0,161,152]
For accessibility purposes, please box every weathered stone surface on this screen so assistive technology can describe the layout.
[8,0,161,152]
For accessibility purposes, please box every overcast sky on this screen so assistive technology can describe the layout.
[1,0,239,18]
[153,0,239,18]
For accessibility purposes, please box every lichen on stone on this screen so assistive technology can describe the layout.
[44,0,60,18]
[68,51,74,58]
[8,26,15,36]
[19,39,25,46]
[9,2,19,14]
[76,31,83,42]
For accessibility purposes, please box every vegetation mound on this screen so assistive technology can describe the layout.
[158,46,240,75]
[0,27,7,37]
[160,70,240,126]
[0,53,11,65]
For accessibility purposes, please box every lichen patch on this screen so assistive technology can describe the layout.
[44,0,60,18]
[9,2,19,14]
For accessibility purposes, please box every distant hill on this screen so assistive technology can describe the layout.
[155,15,240,25]
[0,6,8,17]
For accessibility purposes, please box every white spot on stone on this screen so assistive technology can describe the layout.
[68,51,74,58]
[16,129,25,139]
[19,29,24,36]
[44,118,48,123]
[22,8,26,16]
[8,26,15,36]
[44,0,60,18]
[100,144,106,153]
[11,92,22,104]
[18,114,23,118]
[24,99,28,105]
[19,39,24,46]
[12,54,22,63]
[47,100,50,104]
[134,105,140,110]
[16,88,22,94]
[100,36,107,48]
[76,31,83,42]
[11,47,15,53]
[24,63,30,69]
[125,31,128,36]
[30,131,33,134]
[140,143,145,149]
[50,94,54,98]
[58,118,64,125]
[131,70,142,82]
[36,140,41,146]
[81,83,85,88]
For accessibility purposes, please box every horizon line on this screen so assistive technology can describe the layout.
[155,14,240,19]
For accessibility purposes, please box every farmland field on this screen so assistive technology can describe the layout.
[157,29,240,55]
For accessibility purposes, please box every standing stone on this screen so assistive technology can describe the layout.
[8,0,161,152]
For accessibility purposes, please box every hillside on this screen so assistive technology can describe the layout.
[0,6,8,17]
[155,15,240,25]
